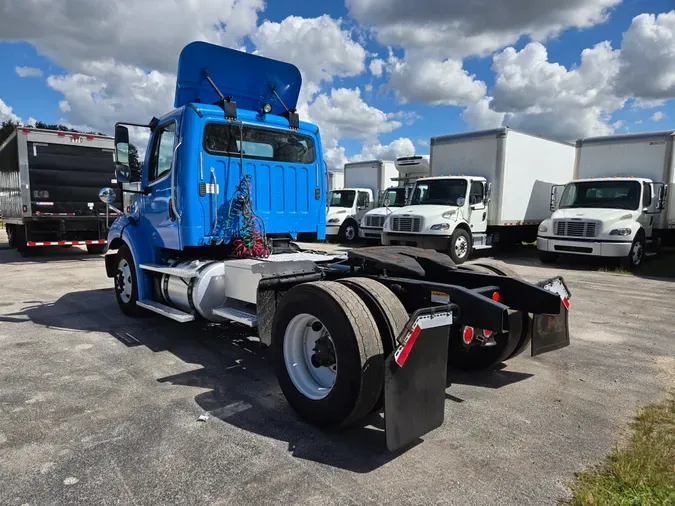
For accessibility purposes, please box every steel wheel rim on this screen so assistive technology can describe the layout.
[345,226,356,241]
[116,259,133,303]
[632,241,643,265]
[283,313,337,400]
[455,235,468,258]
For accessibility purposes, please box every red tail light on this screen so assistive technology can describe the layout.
[483,329,493,338]
[491,291,500,302]
[462,326,474,344]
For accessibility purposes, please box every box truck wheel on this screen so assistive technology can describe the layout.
[14,225,32,257]
[114,245,145,317]
[6,225,15,248]
[621,234,645,270]
[272,281,384,428]
[338,220,359,243]
[448,228,472,264]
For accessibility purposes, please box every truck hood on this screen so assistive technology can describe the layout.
[327,208,350,219]
[553,208,637,223]
[389,205,459,217]
[365,206,400,217]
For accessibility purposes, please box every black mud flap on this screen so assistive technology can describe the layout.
[531,276,571,357]
[384,306,455,452]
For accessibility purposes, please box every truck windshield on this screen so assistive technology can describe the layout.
[411,179,467,206]
[329,190,355,208]
[380,188,407,207]
[203,123,316,164]
[560,180,641,210]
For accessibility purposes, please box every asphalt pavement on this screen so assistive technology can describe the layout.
[0,234,673,505]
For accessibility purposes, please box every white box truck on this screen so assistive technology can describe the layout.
[326,159,397,242]
[359,155,430,241]
[327,169,344,193]
[382,128,576,264]
[537,130,673,269]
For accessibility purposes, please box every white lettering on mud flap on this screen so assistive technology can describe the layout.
[394,311,453,367]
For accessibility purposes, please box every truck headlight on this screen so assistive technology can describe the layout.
[430,223,450,231]
[538,223,548,233]
[442,210,456,219]
[327,218,341,224]
[609,228,632,236]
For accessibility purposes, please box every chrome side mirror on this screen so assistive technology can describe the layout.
[98,187,117,204]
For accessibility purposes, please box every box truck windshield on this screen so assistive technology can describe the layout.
[412,179,467,206]
[560,180,641,211]
[381,187,407,207]
[330,190,355,207]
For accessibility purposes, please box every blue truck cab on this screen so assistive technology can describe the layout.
[106,42,326,302]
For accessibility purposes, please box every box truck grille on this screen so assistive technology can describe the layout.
[391,216,422,233]
[555,220,598,238]
[364,215,386,228]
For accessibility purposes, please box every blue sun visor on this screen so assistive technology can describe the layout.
[174,41,302,116]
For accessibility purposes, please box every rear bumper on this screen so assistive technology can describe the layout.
[382,232,450,250]
[359,226,382,239]
[537,236,632,257]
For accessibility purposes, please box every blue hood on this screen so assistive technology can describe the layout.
[174,41,302,115]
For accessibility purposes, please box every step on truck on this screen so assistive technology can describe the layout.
[102,42,573,451]
[382,128,576,264]
[538,131,673,269]
[326,159,397,243]
[0,128,121,255]
[359,155,430,242]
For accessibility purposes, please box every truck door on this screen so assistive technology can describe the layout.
[467,180,488,233]
[144,121,180,250]
[355,191,371,220]
[636,182,655,239]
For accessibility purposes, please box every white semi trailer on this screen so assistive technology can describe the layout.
[382,128,576,264]
[326,159,397,243]
[359,155,430,241]
[537,130,673,268]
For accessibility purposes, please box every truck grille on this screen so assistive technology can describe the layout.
[364,215,386,228]
[554,220,598,238]
[390,216,422,233]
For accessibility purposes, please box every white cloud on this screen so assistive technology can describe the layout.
[651,111,665,122]
[386,54,486,105]
[616,11,675,100]
[26,117,37,127]
[58,100,71,113]
[346,0,620,58]
[364,83,373,93]
[369,58,385,77]
[251,15,367,106]
[15,66,43,78]
[635,120,643,125]
[0,98,22,123]
[462,97,505,130]
[0,0,265,73]
[489,41,623,139]
[417,138,429,147]
[612,120,624,129]
[352,137,416,162]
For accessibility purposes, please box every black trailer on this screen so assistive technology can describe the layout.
[0,128,121,255]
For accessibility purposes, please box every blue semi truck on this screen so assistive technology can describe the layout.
[100,42,572,450]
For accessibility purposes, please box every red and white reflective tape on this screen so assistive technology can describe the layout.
[394,312,453,367]
[35,212,75,216]
[562,297,570,310]
[502,220,541,226]
[26,240,106,247]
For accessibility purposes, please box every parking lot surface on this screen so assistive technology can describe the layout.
[1,235,673,505]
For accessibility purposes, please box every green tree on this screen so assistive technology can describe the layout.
[0,120,21,145]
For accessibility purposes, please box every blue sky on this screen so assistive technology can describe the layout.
[0,0,673,166]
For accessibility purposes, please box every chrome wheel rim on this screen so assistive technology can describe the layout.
[116,259,133,303]
[455,235,469,258]
[632,241,643,266]
[345,226,356,241]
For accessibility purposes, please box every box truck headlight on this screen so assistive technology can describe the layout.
[327,218,341,224]
[538,223,548,233]
[442,210,456,219]
[609,228,632,236]
[430,223,450,231]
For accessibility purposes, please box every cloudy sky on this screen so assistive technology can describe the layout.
[0,0,673,168]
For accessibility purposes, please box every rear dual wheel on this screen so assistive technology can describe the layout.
[272,279,407,427]
[448,262,531,370]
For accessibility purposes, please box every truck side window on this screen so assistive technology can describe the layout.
[149,122,176,182]
[642,183,652,208]
[469,181,484,205]
[357,192,369,208]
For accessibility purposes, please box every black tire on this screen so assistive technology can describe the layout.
[114,244,145,317]
[448,228,472,264]
[338,277,409,412]
[86,244,106,255]
[538,250,557,264]
[338,220,359,243]
[6,225,15,248]
[14,225,31,257]
[620,235,645,270]
[272,281,383,428]
[470,261,532,360]
[448,263,527,369]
